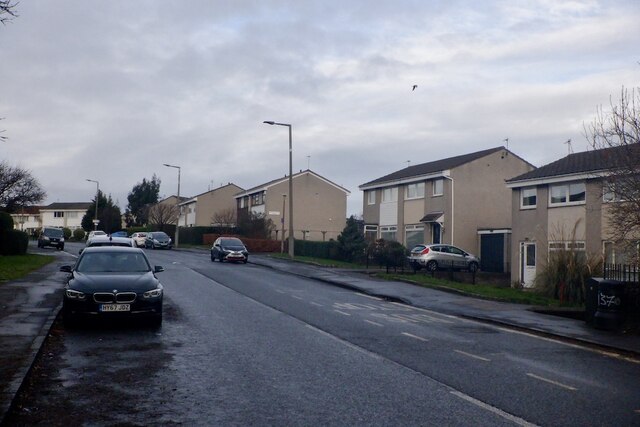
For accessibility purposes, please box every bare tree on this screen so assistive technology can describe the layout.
[211,207,237,227]
[0,1,18,25]
[148,202,178,228]
[0,161,46,212]
[585,87,640,262]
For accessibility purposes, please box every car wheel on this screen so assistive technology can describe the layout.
[243,258,248,264]
[219,255,224,262]
[150,313,162,329]
[426,260,438,272]
[468,262,479,273]
[211,253,216,262]
[63,309,76,328]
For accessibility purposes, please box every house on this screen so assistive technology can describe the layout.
[506,144,640,288]
[178,183,244,227]
[148,195,189,227]
[39,202,92,231]
[359,147,534,273]
[10,205,43,235]
[235,170,350,241]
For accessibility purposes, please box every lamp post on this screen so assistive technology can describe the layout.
[163,163,181,248]
[86,179,99,230]
[281,194,286,254]
[264,120,294,258]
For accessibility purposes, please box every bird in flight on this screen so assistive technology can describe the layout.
[412,85,418,91]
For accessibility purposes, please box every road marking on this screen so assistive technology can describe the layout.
[364,319,384,327]
[454,349,491,362]
[275,289,286,294]
[291,295,303,300]
[494,326,640,365]
[310,302,323,307]
[334,310,351,316]
[356,293,382,301]
[450,391,538,427]
[401,332,429,342]
[526,373,577,391]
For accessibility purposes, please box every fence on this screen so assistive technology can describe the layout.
[603,263,640,318]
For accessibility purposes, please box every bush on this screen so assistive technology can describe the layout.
[0,211,14,232]
[0,230,29,255]
[368,239,408,272]
[62,227,72,240]
[295,240,340,259]
[73,228,86,241]
[535,248,602,304]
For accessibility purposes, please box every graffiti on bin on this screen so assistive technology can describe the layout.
[598,292,621,308]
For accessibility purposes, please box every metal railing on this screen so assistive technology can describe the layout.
[603,263,639,316]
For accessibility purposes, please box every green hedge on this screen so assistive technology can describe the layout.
[0,230,29,255]
[294,240,340,259]
[178,226,238,245]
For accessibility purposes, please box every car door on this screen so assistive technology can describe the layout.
[448,246,467,269]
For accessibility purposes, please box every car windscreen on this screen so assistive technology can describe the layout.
[76,252,151,273]
[221,238,243,246]
[152,232,169,239]
[45,229,64,238]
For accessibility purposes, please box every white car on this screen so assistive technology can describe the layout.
[130,232,148,247]
[86,230,107,241]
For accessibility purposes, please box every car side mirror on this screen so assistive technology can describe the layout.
[154,266,165,273]
[78,248,84,255]
[60,265,72,273]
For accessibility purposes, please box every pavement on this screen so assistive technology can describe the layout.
[2,249,640,424]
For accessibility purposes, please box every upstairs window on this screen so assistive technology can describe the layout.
[432,179,443,196]
[405,183,425,200]
[381,187,397,203]
[521,187,537,209]
[54,211,64,218]
[549,182,585,206]
[367,190,376,205]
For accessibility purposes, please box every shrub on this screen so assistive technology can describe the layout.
[62,227,72,240]
[0,211,14,231]
[0,230,29,255]
[368,239,408,272]
[73,228,86,241]
[337,216,366,262]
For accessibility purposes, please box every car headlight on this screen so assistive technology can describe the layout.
[144,287,163,298]
[65,289,86,300]
[42,236,50,241]
[60,237,65,242]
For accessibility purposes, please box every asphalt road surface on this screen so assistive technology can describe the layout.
[5,242,640,426]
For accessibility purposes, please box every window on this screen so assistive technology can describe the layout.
[380,226,397,241]
[603,182,624,202]
[549,182,586,206]
[432,179,443,196]
[381,188,397,203]
[66,211,77,218]
[549,241,586,255]
[251,191,265,206]
[405,183,425,199]
[367,190,376,205]
[521,187,537,208]
[54,211,64,218]
[405,225,424,249]
[364,225,378,242]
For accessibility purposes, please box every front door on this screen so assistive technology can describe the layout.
[520,242,536,288]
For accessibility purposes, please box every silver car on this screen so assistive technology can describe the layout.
[408,244,480,273]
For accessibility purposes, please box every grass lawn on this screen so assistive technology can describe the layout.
[0,254,55,282]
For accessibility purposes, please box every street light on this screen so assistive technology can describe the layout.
[163,163,181,248]
[264,120,294,258]
[86,179,99,230]
[281,194,286,254]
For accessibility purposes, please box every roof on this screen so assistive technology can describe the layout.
[235,169,350,198]
[9,206,43,215]
[359,147,510,189]
[507,144,640,184]
[42,202,92,210]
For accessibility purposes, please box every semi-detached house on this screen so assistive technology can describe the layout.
[506,144,640,288]
[360,147,534,273]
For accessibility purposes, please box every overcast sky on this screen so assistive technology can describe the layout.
[1,0,639,216]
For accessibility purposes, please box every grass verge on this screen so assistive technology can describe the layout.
[0,254,54,282]
[269,253,367,269]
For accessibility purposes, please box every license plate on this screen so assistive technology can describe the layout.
[100,304,130,312]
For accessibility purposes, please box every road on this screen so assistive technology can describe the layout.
[5,242,640,426]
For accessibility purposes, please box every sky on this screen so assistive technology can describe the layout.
[1,0,639,217]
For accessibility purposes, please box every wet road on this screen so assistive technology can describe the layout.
[5,243,640,426]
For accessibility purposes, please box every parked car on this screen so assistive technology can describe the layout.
[211,237,249,263]
[130,232,148,247]
[37,227,65,250]
[110,231,128,238]
[80,236,134,254]
[145,231,173,249]
[408,244,480,273]
[86,230,107,240]
[59,246,164,327]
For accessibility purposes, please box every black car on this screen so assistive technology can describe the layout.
[145,231,173,249]
[60,246,164,327]
[37,227,65,250]
[211,237,249,263]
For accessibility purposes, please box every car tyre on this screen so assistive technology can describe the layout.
[426,260,438,272]
[468,262,479,273]
[219,254,224,262]
[150,313,162,329]
[63,309,76,328]
[211,253,216,262]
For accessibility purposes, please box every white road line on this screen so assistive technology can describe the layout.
[364,319,384,327]
[454,349,491,362]
[275,289,286,294]
[450,391,538,427]
[310,302,323,307]
[389,302,457,322]
[334,310,351,316]
[401,332,429,342]
[291,295,303,300]
[356,293,382,301]
[526,373,577,391]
